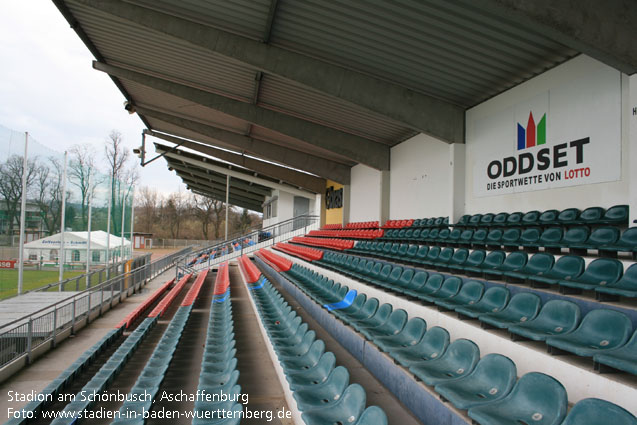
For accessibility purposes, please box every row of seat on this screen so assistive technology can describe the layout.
[51,318,157,425]
[378,226,637,258]
[318,221,380,230]
[313,253,637,375]
[381,219,415,229]
[307,229,384,239]
[345,242,637,299]
[242,255,388,425]
[5,328,124,425]
[116,277,176,329]
[275,242,324,262]
[148,272,193,318]
[280,261,637,425]
[454,205,629,229]
[193,262,243,424]
[291,236,355,251]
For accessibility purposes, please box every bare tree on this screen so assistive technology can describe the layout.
[137,186,159,233]
[34,157,64,235]
[104,130,138,235]
[193,194,225,240]
[164,192,188,239]
[0,155,39,239]
[68,144,95,228]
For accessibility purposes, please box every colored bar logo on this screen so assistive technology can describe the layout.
[517,111,546,150]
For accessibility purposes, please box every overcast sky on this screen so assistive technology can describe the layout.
[0,0,186,195]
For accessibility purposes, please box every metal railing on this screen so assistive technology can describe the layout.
[175,215,320,276]
[0,246,192,373]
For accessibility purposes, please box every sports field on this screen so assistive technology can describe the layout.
[0,270,86,300]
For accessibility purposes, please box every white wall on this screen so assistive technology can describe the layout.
[349,164,383,222]
[465,55,630,214]
[389,133,452,219]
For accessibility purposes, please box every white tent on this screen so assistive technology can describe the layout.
[24,231,131,265]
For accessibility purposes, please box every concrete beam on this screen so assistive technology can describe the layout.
[94,61,390,169]
[167,162,271,197]
[180,176,264,204]
[145,117,350,184]
[156,147,318,199]
[153,136,326,193]
[467,0,637,75]
[188,186,262,212]
[76,0,465,142]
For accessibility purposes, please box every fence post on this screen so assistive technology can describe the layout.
[52,307,58,348]
[71,298,76,335]
[100,284,104,317]
[26,317,33,364]
[86,289,91,325]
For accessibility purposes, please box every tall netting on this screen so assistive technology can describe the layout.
[0,124,136,297]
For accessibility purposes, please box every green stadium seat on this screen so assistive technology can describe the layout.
[558,207,581,225]
[405,244,419,260]
[485,229,503,249]
[287,352,336,389]
[433,247,454,270]
[390,327,450,368]
[411,274,444,300]
[459,229,474,246]
[598,205,629,226]
[435,354,517,410]
[400,271,428,296]
[300,383,366,425]
[374,317,427,352]
[492,212,509,226]
[560,398,637,425]
[360,309,408,340]
[599,227,637,259]
[419,276,462,304]
[332,294,367,321]
[411,229,421,240]
[438,248,469,272]
[594,329,637,375]
[546,309,632,357]
[558,257,623,294]
[465,250,505,277]
[281,340,326,371]
[426,228,440,242]
[414,245,430,263]
[539,227,564,252]
[455,286,510,319]
[293,366,349,411]
[404,229,413,239]
[352,303,393,333]
[578,206,605,225]
[447,228,462,245]
[519,227,541,251]
[527,255,585,288]
[538,209,559,226]
[418,229,430,241]
[355,406,389,425]
[435,280,485,311]
[595,263,637,300]
[471,228,489,247]
[508,300,581,341]
[480,213,495,227]
[521,210,541,226]
[436,228,451,243]
[467,372,567,425]
[394,243,410,259]
[344,298,380,324]
[421,246,441,266]
[484,251,528,281]
[501,228,521,250]
[505,212,523,226]
[455,215,471,227]
[479,292,541,329]
[392,268,415,292]
[468,214,483,227]
[570,226,620,254]
[451,249,486,274]
[409,339,480,386]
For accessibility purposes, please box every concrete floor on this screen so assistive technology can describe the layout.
[0,268,176,422]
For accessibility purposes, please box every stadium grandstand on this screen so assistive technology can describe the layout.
[1,1,636,424]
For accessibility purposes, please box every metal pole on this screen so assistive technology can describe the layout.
[86,170,92,288]
[105,173,112,279]
[17,132,29,295]
[225,174,230,240]
[121,191,126,263]
[129,185,135,259]
[58,151,68,288]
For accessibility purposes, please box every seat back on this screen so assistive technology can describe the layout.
[426,246,441,261]
[503,292,541,321]
[561,398,637,425]
[613,263,637,289]
[520,227,541,243]
[579,258,623,286]
[397,244,409,257]
[502,251,528,271]
[300,383,366,425]
[439,339,480,372]
[401,317,427,341]
[456,215,470,226]
[448,228,462,241]
[539,227,563,244]
[472,228,488,242]
[438,228,450,240]
[469,214,482,226]
[378,264,393,281]
[453,280,485,304]
[502,228,521,243]
[525,253,555,273]
[482,250,506,269]
[506,212,523,226]
[465,249,486,267]
[358,298,380,319]
[538,209,559,226]
[416,326,450,359]
[479,286,511,311]
[428,228,440,240]
[534,299,581,333]
[558,207,581,224]
[387,266,403,285]
[415,245,429,260]
[493,212,509,226]
[572,309,632,349]
[385,309,409,332]
[522,210,541,226]
[579,206,605,224]
[421,274,444,293]
[618,227,637,246]
[480,213,495,226]
[551,255,585,279]
[486,229,503,243]
[450,248,469,265]
[460,229,474,242]
[587,226,620,246]
[369,262,383,279]
[463,353,517,400]
[408,271,428,290]
[602,205,629,225]
[397,268,415,288]
[563,226,590,244]
[438,248,454,263]
[437,277,462,298]
[406,244,419,258]
[355,406,388,425]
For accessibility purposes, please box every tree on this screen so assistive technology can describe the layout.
[35,157,64,235]
[68,144,95,228]
[193,194,224,240]
[0,155,39,240]
[163,192,187,239]
[137,186,159,233]
[237,208,252,234]
[104,130,138,236]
